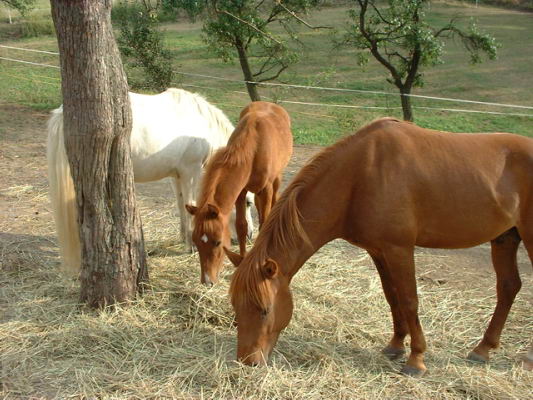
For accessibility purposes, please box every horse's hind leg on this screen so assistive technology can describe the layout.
[517,215,533,370]
[468,228,522,363]
[369,253,408,360]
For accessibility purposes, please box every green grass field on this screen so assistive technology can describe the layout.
[0,1,532,145]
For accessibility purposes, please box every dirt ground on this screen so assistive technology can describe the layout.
[1,101,531,291]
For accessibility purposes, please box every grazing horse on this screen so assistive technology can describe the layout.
[226,117,533,376]
[186,102,293,286]
[47,88,253,276]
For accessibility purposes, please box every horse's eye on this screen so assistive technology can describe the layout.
[260,309,269,319]
[214,240,221,247]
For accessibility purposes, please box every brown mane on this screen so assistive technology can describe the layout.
[197,115,259,207]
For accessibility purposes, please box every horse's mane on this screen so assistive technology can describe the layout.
[229,117,404,311]
[229,133,359,311]
[197,114,259,207]
[166,88,234,145]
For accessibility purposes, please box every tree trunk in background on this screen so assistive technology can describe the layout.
[399,86,414,121]
[51,0,148,308]
[235,38,261,101]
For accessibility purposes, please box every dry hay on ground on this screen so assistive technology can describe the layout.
[1,104,532,399]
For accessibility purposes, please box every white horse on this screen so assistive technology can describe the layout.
[47,88,254,276]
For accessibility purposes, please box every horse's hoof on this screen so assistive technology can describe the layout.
[467,351,489,364]
[382,345,406,360]
[400,365,426,378]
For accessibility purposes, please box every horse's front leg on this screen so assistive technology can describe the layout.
[271,175,281,209]
[171,177,190,251]
[255,184,274,228]
[369,253,408,360]
[383,245,427,377]
[235,190,249,256]
[178,174,198,253]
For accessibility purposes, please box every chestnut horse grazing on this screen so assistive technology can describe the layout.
[226,118,533,376]
[186,102,293,286]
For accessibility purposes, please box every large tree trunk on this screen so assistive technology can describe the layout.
[51,0,148,308]
[235,38,261,101]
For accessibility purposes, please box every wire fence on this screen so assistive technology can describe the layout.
[1,44,533,119]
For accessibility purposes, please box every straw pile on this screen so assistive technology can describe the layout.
[1,108,531,399]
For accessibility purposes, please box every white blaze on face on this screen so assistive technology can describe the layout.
[201,234,209,243]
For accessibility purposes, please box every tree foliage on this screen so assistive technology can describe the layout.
[114,2,173,91]
[200,0,323,101]
[2,0,35,15]
[342,0,499,120]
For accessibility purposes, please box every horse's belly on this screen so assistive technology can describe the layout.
[130,136,209,183]
[131,156,176,182]
[415,217,515,249]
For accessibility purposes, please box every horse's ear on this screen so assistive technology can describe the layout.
[185,204,197,215]
[262,259,279,279]
[224,247,243,267]
[207,203,220,219]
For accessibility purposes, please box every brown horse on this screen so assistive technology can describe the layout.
[226,117,533,376]
[186,101,293,286]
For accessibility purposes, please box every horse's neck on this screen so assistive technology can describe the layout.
[261,192,339,281]
[208,164,250,214]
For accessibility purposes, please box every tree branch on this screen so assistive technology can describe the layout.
[369,0,393,25]
[256,64,289,82]
[357,0,403,87]
[275,0,333,30]
[212,0,282,45]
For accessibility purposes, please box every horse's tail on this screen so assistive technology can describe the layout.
[46,106,81,275]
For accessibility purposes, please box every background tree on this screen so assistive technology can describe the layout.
[202,0,322,101]
[2,0,35,16]
[50,0,148,308]
[342,0,498,121]
[114,2,173,91]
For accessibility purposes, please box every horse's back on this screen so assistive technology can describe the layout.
[231,102,293,191]
[331,118,533,249]
[128,89,233,182]
[356,118,533,177]
[233,101,292,155]
[129,89,231,146]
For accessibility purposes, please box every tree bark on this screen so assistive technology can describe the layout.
[235,38,261,101]
[399,86,414,122]
[51,0,148,308]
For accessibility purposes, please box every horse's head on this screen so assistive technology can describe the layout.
[186,203,231,286]
[226,248,293,366]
